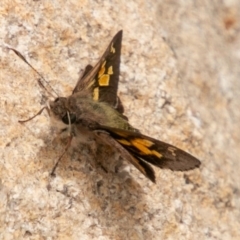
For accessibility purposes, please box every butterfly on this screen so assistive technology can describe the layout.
[11,30,201,183]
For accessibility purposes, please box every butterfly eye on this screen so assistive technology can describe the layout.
[62,112,76,124]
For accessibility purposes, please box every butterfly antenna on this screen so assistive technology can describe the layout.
[8,47,58,98]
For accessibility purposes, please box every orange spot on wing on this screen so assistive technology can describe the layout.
[99,75,110,86]
[152,150,162,158]
[93,87,99,100]
[131,140,152,155]
[133,138,154,147]
[98,61,106,78]
[108,66,113,75]
[117,139,131,146]
[110,43,115,53]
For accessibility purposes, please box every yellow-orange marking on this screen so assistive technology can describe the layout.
[114,130,129,138]
[93,87,99,101]
[108,66,113,75]
[99,75,110,86]
[110,43,115,53]
[152,150,162,158]
[117,139,131,146]
[131,140,152,155]
[133,138,154,147]
[98,61,106,78]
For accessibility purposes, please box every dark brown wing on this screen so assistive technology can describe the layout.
[95,126,201,172]
[96,130,156,182]
[72,30,124,113]
[76,64,93,82]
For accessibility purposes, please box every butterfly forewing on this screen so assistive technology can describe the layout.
[95,126,201,172]
[72,30,123,112]
[96,131,156,182]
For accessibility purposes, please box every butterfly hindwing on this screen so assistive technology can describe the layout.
[73,30,123,113]
[75,64,93,83]
[96,130,156,182]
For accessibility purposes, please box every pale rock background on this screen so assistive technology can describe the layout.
[0,0,240,239]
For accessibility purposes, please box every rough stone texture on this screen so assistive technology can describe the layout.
[1,0,240,239]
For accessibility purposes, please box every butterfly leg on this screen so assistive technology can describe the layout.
[51,135,73,176]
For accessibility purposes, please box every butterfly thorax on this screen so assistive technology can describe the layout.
[49,93,135,133]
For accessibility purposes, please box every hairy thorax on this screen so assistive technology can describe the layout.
[49,93,133,133]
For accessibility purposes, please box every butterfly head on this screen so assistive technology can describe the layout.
[48,96,78,127]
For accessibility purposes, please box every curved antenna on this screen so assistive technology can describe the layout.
[7,47,58,98]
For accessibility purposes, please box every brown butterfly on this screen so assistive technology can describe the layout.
[10,30,200,183]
